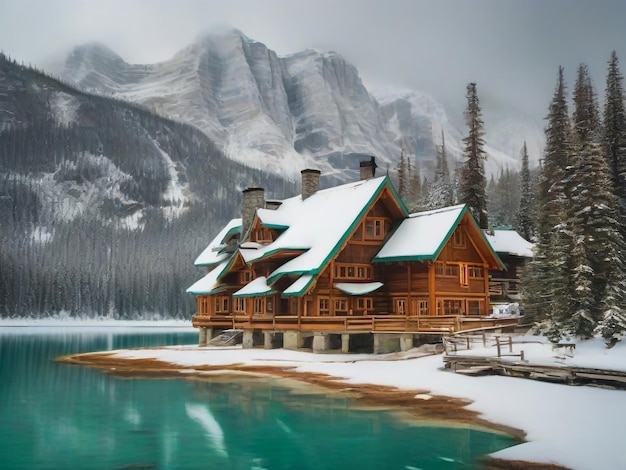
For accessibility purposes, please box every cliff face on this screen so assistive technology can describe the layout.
[61,30,540,183]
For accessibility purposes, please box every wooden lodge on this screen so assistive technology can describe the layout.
[188,160,518,353]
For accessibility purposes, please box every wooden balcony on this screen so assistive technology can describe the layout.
[192,314,518,334]
[489,278,522,300]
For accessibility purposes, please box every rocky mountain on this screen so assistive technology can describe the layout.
[59,30,544,183]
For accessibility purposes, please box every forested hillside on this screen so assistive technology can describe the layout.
[0,54,296,318]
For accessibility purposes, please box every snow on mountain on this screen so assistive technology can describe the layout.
[60,30,544,181]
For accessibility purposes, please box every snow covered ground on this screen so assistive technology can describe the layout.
[3,320,624,469]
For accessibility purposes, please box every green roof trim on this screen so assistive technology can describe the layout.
[261,223,289,230]
[222,225,242,243]
[217,253,239,282]
[267,268,313,285]
[430,205,467,260]
[232,289,276,298]
[246,247,308,267]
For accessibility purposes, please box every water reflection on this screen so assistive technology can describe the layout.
[0,329,517,470]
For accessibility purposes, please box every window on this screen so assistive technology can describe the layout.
[411,299,429,315]
[364,218,386,240]
[334,299,348,315]
[357,297,373,311]
[395,298,406,314]
[469,266,483,278]
[460,264,468,286]
[468,300,482,315]
[445,263,459,277]
[334,263,373,280]
[435,262,444,276]
[266,296,274,314]
[254,297,264,315]
[253,227,273,242]
[442,299,463,315]
[233,297,245,313]
[215,296,230,314]
[319,297,330,316]
[453,229,466,247]
[239,270,252,283]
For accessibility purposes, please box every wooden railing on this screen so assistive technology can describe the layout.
[190,314,498,334]
[489,278,521,297]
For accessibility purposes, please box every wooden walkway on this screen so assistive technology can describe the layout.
[443,332,626,389]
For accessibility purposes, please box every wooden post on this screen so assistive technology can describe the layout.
[482,330,486,347]
[496,336,501,357]
[508,335,513,353]
[428,263,436,316]
[466,336,470,350]
[406,264,411,318]
[483,264,490,315]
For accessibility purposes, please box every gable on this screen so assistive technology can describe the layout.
[372,205,505,270]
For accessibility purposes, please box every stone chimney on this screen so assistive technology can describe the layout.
[359,156,377,180]
[301,169,321,200]
[242,187,265,240]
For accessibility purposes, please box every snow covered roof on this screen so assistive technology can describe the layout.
[373,205,465,262]
[193,218,242,266]
[187,176,505,297]
[186,261,230,294]
[373,204,504,269]
[283,275,315,297]
[485,230,534,258]
[241,176,407,282]
[232,276,275,298]
[335,282,384,295]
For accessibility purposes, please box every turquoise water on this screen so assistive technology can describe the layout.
[0,328,516,469]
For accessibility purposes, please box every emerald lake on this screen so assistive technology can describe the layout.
[0,327,517,469]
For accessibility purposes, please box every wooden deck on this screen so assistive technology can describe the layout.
[192,314,519,334]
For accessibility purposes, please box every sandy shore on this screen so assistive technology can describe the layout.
[57,350,568,470]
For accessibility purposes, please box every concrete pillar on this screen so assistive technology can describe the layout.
[283,331,303,350]
[312,333,331,353]
[264,332,274,350]
[341,334,350,353]
[198,327,207,346]
[242,330,254,349]
[374,333,401,354]
[400,334,414,352]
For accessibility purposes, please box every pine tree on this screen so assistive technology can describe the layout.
[396,149,407,200]
[517,141,534,240]
[458,83,489,228]
[603,50,626,223]
[523,67,572,335]
[426,130,454,210]
[565,63,626,342]
[407,155,423,211]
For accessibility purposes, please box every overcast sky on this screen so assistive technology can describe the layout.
[1,0,626,122]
